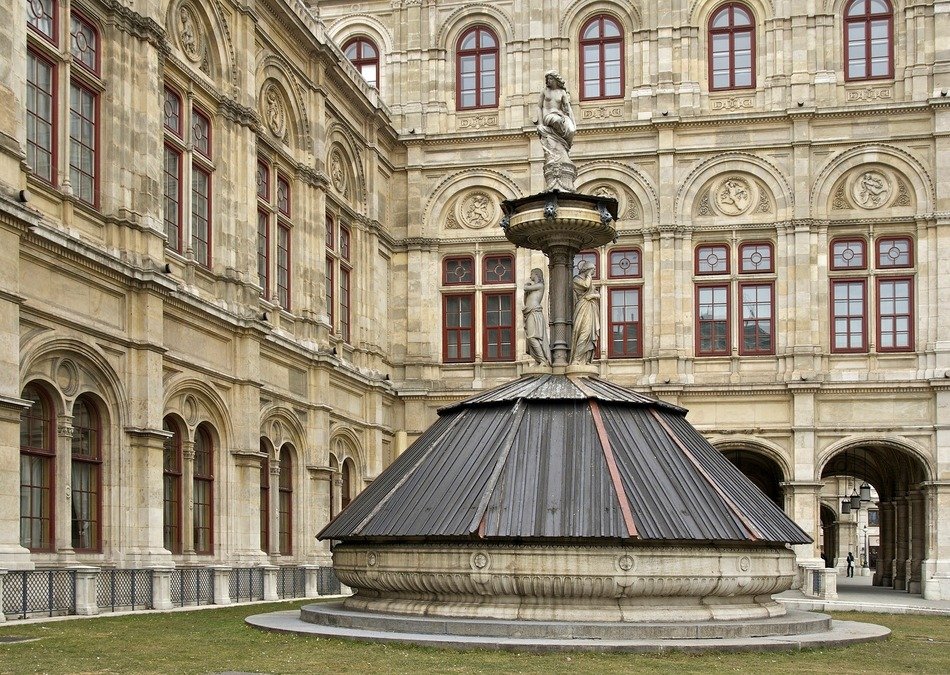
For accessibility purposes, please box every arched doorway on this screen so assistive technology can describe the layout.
[721,447,785,508]
[819,502,838,568]
[820,442,930,593]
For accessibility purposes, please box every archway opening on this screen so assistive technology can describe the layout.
[721,447,785,508]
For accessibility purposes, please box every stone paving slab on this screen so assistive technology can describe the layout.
[246,610,890,654]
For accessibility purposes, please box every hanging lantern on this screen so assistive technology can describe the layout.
[850,492,862,510]
[860,482,872,502]
[840,498,852,514]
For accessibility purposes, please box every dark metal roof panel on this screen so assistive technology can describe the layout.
[600,406,748,541]
[482,401,628,538]
[577,377,688,413]
[664,415,812,544]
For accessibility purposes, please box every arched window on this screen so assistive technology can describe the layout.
[71,396,102,552]
[456,26,498,110]
[708,3,755,90]
[328,453,339,519]
[343,37,379,89]
[259,439,270,553]
[845,0,893,81]
[20,384,55,552]
[278,445,293,555]
[163,417,183,554]
[580,15,624,100]
[341,458,355,510]
[193,424,214,555]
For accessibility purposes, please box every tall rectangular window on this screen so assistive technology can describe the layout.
[257,210,269,296]
[484,292,514,361]
[739,282,774,355]
[193,429,213,555]
[325,257,334,328]
[339,267,350,342]
[163,421,182,554]
[443,294,474,362]
[191,167,211,267]
[164,146,183,251]
[69,82,97,205]
[277,224,291,311]
[877,277,912,352]
[259,453,269,553]
[697,284,730,355]
[831,279,866,352]
[20,386,54,552]
[608,287,641,358]
[27,51,55,184]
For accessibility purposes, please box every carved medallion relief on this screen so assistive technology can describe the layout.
[695,175,771,218]
[831,167,912,211]
[586,183,640,221]
[262,83,286,140]
[329,150,348,197]
[176,3,204,64]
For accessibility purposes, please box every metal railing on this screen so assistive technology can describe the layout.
[230,567,265,602]
[2,570,76,620]
[276,566,307,599]
[96,569,153,613]
[170,567,215,607]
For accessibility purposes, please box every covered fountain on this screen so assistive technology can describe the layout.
[248,71,888,651]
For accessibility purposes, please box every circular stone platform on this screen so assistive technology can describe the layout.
[246,605,891,653]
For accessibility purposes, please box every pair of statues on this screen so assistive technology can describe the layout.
[523,264,599,366]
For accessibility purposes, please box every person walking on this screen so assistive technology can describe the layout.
[846,551,855,577]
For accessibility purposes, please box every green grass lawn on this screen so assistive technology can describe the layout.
[1,600,948,674]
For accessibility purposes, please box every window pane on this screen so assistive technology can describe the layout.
[610,249,641,278]
[697,245,728,274]
[71,13,98,72]
[27,0,55,40]
[832,240,866,269]
[69,83,97,204]
[27,53,54,183]
[444,257,475,284]
[484,254,514,284]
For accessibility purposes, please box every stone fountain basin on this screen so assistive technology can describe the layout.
[332,541,797,622]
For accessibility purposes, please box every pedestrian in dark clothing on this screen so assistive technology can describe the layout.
[846,551,855,577]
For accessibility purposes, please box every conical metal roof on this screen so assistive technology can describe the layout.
[319,374,811,545]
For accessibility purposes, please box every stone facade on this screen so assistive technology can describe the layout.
[1,0,949,601]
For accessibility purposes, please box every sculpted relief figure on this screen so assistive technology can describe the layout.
[570,260,600,365]
[523,268,551,365]
[537,71,576,191]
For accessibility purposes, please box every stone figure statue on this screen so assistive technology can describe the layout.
[570,260,600,365]
[537,71,577,191]
[523,268,550,365]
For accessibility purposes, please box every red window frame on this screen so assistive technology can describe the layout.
[443,255,476,285]
[456,25,499,110]
[164,86,183,137]
[20,384,55,552]
[68,80,99,207]
[696,283,731,356]
[579,14,624,101]
[738,281,774,355]
[28,0,57,43]
[191,166,212,267]
[69,10,100,75]
[340,225,351,262]
[278,445,293,556]
[876,236,913,269]
[573,251,601,279]
[608,248,641,279]
[259,444,270,554]
[708,2,756,91]
[277,223,291,310]
[844,0,893,81]
[27,49,57,186]
[483,253,514,284]
[71,396,102,553]
[739,241,774,274]
[483,291,514,362]
[257,209,270,296]
[325,256,334,329]
[163,417,183,554]
[325,215,335,250]
[695,243,730,275]
[830,278,867,353]
[830,237,867,271]
[608,286,642,358]
[193,425,214,555]
[876,276,913,352]
[443,292,475,363]
[192,108,212,159]
[276,174,291,217]
[341,459,354,510]
[339,266,351,342]
[163,145,183,252]
[343,37,380,89]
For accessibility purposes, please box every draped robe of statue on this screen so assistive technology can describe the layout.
[570,263,600,364]
[537,71,576,191]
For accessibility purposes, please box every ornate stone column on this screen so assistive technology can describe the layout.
[268,458,281,557]
[332,471,344,522]
[546,245,574,366]
[908,489,925,593]
[55,414,75,560]
[894,494,909,590]
[877,501,895,587]
[307,466,333,565]
[181,439,196,555]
